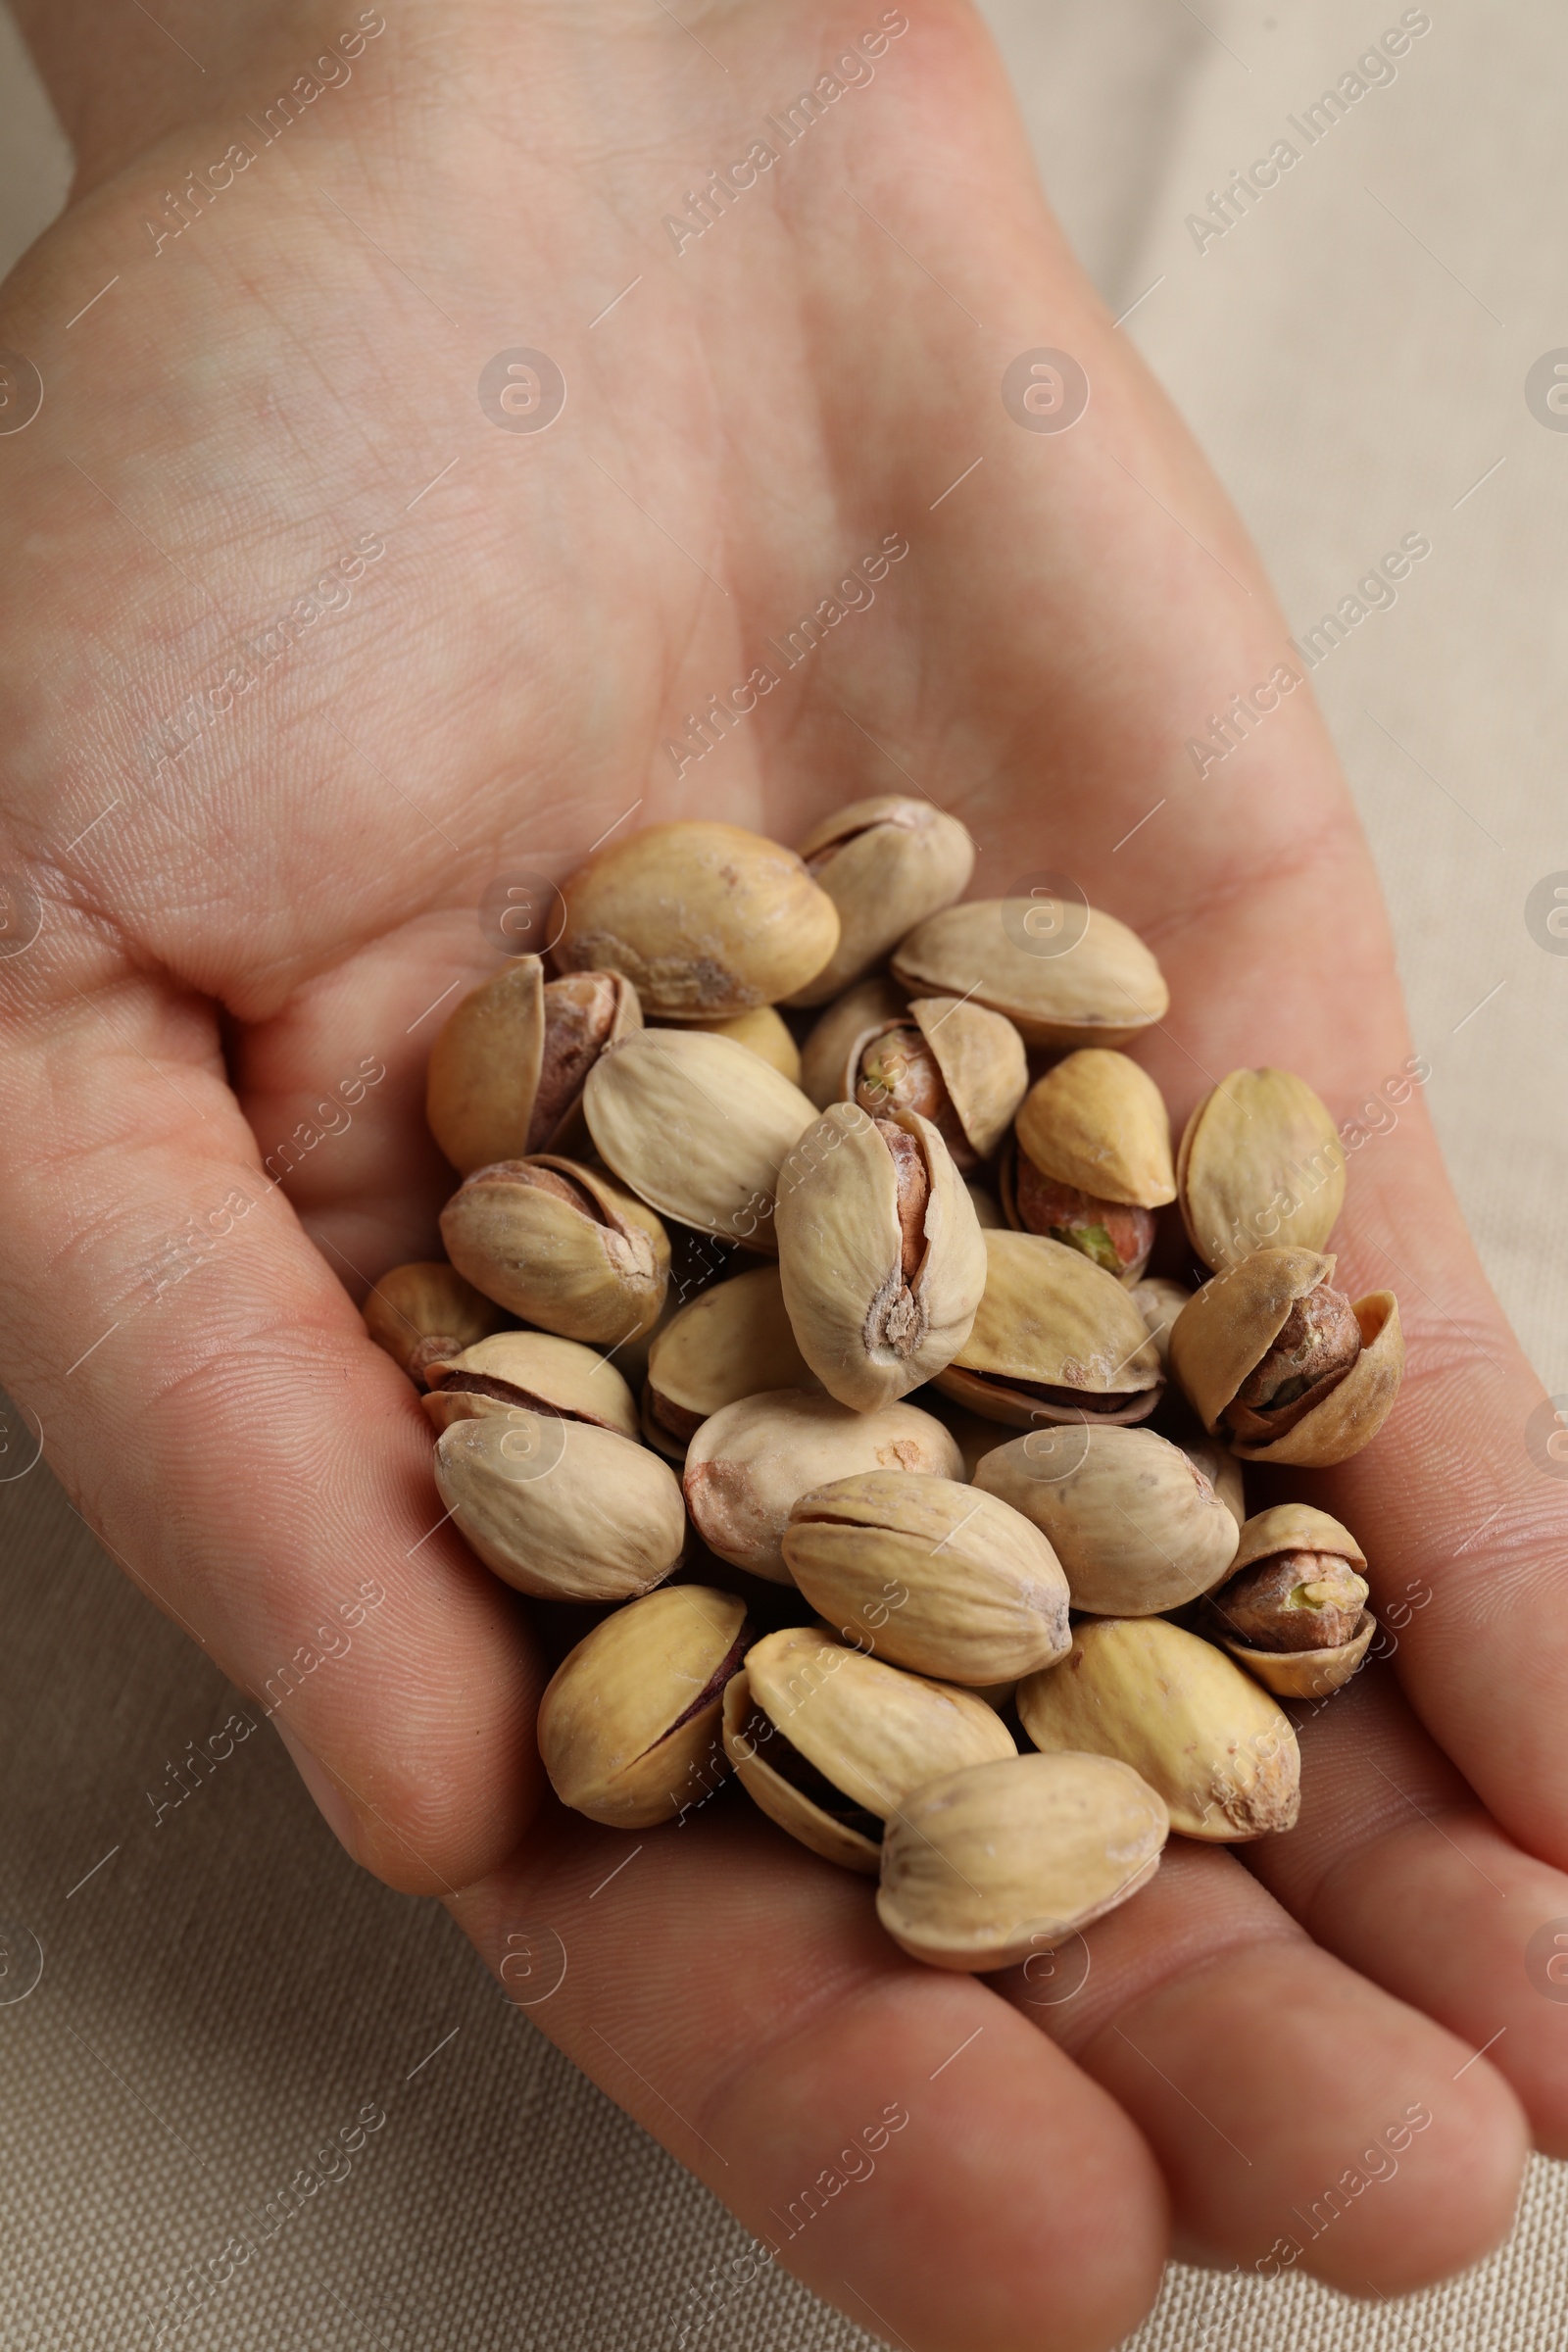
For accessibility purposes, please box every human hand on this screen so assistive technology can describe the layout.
[0,4,1560,2346]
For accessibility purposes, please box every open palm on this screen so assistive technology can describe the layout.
[1,3,1562,2344]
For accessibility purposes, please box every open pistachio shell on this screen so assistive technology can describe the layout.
[775,1102,987,1411]
[645,1264,817,1446]
[434,1413,686,1600]
[1177,1067,1346,1273]
[679,1004,802,1083]
[876,1752,1168,1969]
[440,1155,669,1345]
[538,1586,749,1828]
[425,959,641,1172]
[903,998,1028,1160]
[799,976,907,1109]
[782,1470,1072,1685]
[584,1028,816,1253]
[934,1230,1163,1427]
[891,900,1168,1050]
[1224,1611,1377,1699]
[1014,1050,1176,1207]
[1018,1617,1299,1840]
[786,797,975,1007]
[725,1626,1016,1875]
[1168,1249,1403,1465]
[554,820,839,1016]
[1228,1501,1366,1575]
[362,1260,508,1379]
[684,1389,960,1585]
[973,1424,1239,1614]
[420,1330,639,1439]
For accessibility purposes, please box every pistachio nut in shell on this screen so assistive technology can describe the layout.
[786,797,974,1007]
[420,1329,639,1439]
[974,1423,1238,1615]
[434,1413,686,1601]
[441,1155,669,1345]
[1018,1617,1300,1840]
[1002,1139,1158,1284]
[554,820,839,1016]
[799,975,906,1109]
[1204,1501,1374,1696]
[1128,1276,1192,1369]
[1223,1611,1377,1700]
[891,899,1168,1051]
[775,1102,986,1410]
[1168,1247,1403,1464]
[852,998,1027,1166]
[684,1389,961,1584]
[679,1004,802,1083]
[538,1586,749,1828]
[362,1260,507,1380]
[1015,1050,1176,1208]
[782,1470,1071,1685]
[934,1230,1162,1427]
[584,1028,816,1253]
[644,1264,817,1446]
[876,1751,1168,1970]
[1177,1067,1346,1273]
[723,1626,1015,1874]
[425,957,544,1174]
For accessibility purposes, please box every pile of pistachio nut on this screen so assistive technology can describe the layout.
[365,803,1403,1973]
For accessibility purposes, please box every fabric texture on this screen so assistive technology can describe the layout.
[2,1,1564,2344]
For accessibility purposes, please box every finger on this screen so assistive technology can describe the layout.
[1246,1662,1568,2159]
[1005,1837,1527,2296]
[455,1804,1168,2352]
[0,945,542,1890]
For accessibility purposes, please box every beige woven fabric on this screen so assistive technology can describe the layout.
[2,1,1565,2345]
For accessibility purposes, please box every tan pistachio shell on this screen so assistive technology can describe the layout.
[425,960,641,1172]
[1128,1276,1193,1369]
[775,1102,987,1410]
[584,1028,816,1254]
[934,1230,1163,1427]
[1017,1617,1299,1841]
[1014,1051,1176,1208]
[362,1260,507,1379]
[1228,1501,1366,1575]
[683,1390,961,1585]
[554,820,839,1016]
[433,1413,686,1600]
[538,1585,749,1828]
[440,1155,669,1345]
[645,1264,817,1445]
[786,797,975,1007]
[1180,1437,1247,1535]
[1168,1248,1403,1465]
[799,976,907,1109]
[1224,1610,1377,1699]
[782,1470,1072,1685]
[876,1752,1169,1970]
[891,900,1168,1051]
[724,1626,1016,1875]
[901,998,1028,1160]
[419,1330,639,1439]
[973,1424,1239,1614]
[679,1004,802,1083]
[1177,1068,1347,1273]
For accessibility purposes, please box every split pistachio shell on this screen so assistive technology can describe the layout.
[1168,1248,1403,1464]
[1225,1611,1377,1699]
[362,1260,507,1379]
[786,797,975,1007]
[1014,1051,1176,1207]
[800,976,907,1109]
[1018,1618,1300,1840]
[680,1004,802,1083]
[782,1470,1072,1685]
[425,959,641,1172]
[645,1265,817,1445]
[723,1627,1016,1874]
[934,1230,1163,1427]
[1177,1068,1346,1273]
[554,820,839,1016]
[973,1424,1239,1614]
[683,1390,961,1584]
[584,1028,816,1253]
[434,1413,686,1600]
[1228,1500,1366,1577]
[775,1102,987,1410]
[859,998,1028,1162]
[876,1752,1169,1969]
[538,1586,749,1827]
[891,900,1168,1051]
[1207,1502,1373,1696]
[440,1155,669,1345]
[420,1330,639,1440]
[1129,1276,1192,1369]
